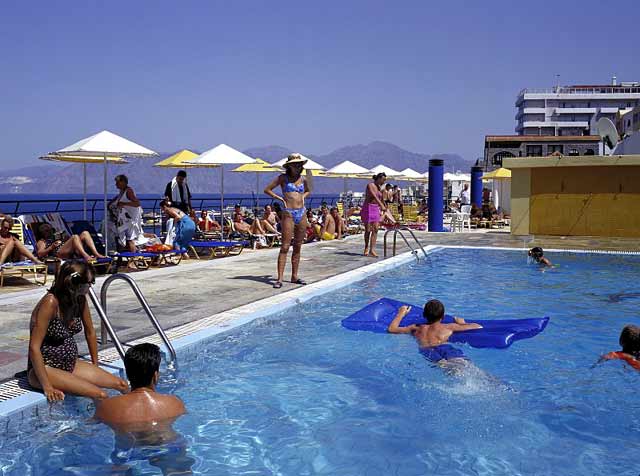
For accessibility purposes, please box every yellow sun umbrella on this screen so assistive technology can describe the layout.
[482,167,511,211]
[232,158,283,209]
[153,149,201,168]
[482,167,511,180]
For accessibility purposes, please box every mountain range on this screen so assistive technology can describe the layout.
[0,141,473,195]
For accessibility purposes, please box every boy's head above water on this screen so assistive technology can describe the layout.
[620,325,640,356]
[423,299,445,324]
[529,247,544,260]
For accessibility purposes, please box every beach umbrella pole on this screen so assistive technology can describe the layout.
[103,155,108,252]
[256,172,260,211]
[83,162,87,220]
[220,167,225,239]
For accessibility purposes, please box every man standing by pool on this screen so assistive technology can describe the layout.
[164,170,192,214]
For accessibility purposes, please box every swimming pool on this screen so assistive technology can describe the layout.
[1,248,639,475]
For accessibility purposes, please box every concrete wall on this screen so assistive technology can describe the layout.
[505,156,640,238]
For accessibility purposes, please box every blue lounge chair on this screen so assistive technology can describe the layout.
[188,240,248,259]
[110,248,188,270]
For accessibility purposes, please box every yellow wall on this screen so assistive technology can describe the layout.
[528,166,640,237]
[510,169,531,235]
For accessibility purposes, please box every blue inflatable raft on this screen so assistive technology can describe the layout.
[341,298,549,350]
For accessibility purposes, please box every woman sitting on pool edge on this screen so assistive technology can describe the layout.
[528,247,552,267]
[600,325,640,370]
[28,261,128,401]
[387,299,482,362]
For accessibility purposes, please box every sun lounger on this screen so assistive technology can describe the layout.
[0,260,47,287]
[110,248,188,270]
[0,218,49,286]
[188,240,248,259]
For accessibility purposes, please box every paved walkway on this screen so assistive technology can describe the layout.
[1,230,639,383]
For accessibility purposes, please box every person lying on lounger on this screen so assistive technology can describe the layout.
[260,205,280,235]
[316,206,337,240]
[330,207,345,239]
[34,222,106,261]
[387,299,482,362]
[0,217,42,265]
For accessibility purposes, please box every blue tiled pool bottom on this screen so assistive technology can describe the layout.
[2,248,640,475]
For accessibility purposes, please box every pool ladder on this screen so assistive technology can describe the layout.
[87,273,177,364]
[383,227,429,261]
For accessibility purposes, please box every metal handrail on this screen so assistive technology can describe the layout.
[88,287,127,361]
[383,226,429,261]
[99,273,177,363]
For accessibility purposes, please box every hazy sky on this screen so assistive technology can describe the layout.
[1,0,639,170]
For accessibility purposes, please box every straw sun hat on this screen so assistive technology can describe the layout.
[284,153,307,167]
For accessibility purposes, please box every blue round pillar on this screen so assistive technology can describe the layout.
[428,159,444,232]
[470,166,483,206]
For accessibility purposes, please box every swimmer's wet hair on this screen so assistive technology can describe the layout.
[423,299,445,324]
[620,325,640,358]
[124,343,161,390]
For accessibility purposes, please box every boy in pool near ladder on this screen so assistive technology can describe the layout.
[387,299,482,362]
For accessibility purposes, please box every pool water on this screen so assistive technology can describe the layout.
[1,248,640,475]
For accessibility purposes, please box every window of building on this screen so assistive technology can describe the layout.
[492,151,515,166]
[568,148,579,156]
[526,145,543,157]
[548,145,563,155]
[584,149,595,155]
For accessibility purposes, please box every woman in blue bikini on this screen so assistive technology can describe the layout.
[264,153,311,289]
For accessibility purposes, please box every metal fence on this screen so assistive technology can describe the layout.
[0,194,345,235]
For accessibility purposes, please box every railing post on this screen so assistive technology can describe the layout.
[89,287,126,362]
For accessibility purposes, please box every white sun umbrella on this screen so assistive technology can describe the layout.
[271,154,326,176]
[323,161,371,204]
[185,144,256,238]
[46,130,158,251]
[399,167,428,183]
[368,164,403,179]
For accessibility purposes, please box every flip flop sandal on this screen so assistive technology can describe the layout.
[273,281,283,289]
[292,278,307,285]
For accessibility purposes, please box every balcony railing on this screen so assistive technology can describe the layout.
[517,86,640,98]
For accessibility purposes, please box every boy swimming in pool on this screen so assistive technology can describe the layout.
[387,299,482,361]
[528,247,552,267]
[600,324,640,371]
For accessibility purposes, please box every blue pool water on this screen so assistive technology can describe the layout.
[2,248,640,475]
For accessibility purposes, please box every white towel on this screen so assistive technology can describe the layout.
[169,177,188,204]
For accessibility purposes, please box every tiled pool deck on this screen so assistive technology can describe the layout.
[1,230,639,415]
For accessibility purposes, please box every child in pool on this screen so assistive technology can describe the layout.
[387,299,482,360]
[529,247,553,267]
[600,325,640,370]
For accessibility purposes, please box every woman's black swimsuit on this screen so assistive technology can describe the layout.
[29,314,82,373]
